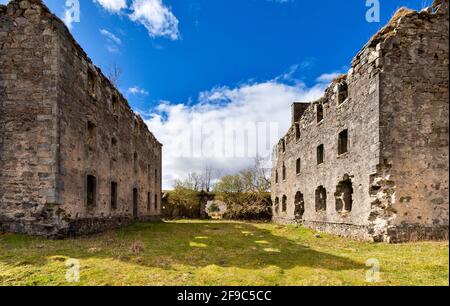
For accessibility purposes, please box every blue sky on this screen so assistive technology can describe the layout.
[4,0,429,108]
[1,0,433,188]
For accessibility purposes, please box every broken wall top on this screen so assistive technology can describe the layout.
[0,0,162,147]
[277,0,449,147]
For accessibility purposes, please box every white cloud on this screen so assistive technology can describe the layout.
[129,0,180,40]
[100,29,122,45]
[144,72,329,189]
[316,72,342,84]
[93,0,127,13]
[100,29,122,53]
[106,45,120,54]
[128,86,149,95]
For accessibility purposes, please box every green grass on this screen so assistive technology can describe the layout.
[0,220,448,286]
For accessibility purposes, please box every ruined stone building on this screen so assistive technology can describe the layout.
[272,0,449,243]
[0,0,162,237]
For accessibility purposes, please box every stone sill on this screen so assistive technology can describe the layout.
[337,98,350,108]
[337,152,350,159]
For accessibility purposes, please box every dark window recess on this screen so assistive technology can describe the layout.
[294,191,305,220]
[317,144,325,165]
[335,177,354,213]
[282,163,286,180]
[338,82,348,104]
[87,175,97,208]
[133,188,139,218]
[275,170,279,183]
[87,121,96,152]
[111,181,118,210]
[282,195,287,212]
[295,123,301,141]
[147,192,151,211]
[281,139,286,153]
[87,69,96,96]
[154,194,158,210]
[112,95,119,112]
[338,129,349,155]
[274,197,279,214]
[317,104,324,123]
[296,158,301,174]
[315,186,327,212]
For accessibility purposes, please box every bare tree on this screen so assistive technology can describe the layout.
[253,155,271,192]
[106,63,122,88]
[188,172,202,191]
[201,164,213,192]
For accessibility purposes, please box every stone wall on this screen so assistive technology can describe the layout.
[271,62,381,241]
[0,0,62,236]
[0,0,163,237]
[271,0,449,243]
[376,0,449,242]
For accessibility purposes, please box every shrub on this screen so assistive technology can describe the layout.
[218,192,272,221]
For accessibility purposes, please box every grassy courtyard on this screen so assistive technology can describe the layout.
[0,220,448,286]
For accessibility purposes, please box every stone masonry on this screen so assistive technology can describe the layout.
[271,0,449,243]
[0,0,162,238]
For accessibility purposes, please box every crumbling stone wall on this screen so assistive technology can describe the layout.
[0,0,62,236]
[0,0,162,237]
[376,0,449,242]
[271,0,449,242]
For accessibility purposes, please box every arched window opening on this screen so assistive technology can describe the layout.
[315,186,327,212]
[294,191,305,220]
[335,177,354,213]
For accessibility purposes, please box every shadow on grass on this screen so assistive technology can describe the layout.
[0,221,365,272]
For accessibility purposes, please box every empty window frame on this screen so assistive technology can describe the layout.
[133,188,139,218]
[338,129,349,155]
[282,195,287,212]
[335,177,354,213]
[296,158,301,174]
[87,175,97,208]
[112,94,119,112]
[295,123,301,141]
[87,68,96,96]
[111,181,118,210]
[317,144,325,165]
[317,104,324,123]
[315,186,327,212]
[337,82,348,105]
[111,137,118,161]
[294,191,305,220]
[87,121,97,152]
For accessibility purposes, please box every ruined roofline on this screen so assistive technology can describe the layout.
[275,0,447,146]
[297,0,446,107]
[2,0,162,147]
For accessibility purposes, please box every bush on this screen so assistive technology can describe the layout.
[162,187,212,219]
[213,159,273,221]
[219,192,272,221]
